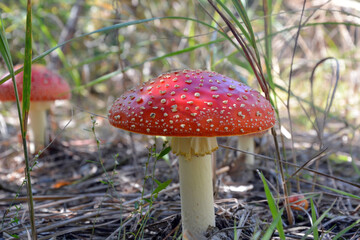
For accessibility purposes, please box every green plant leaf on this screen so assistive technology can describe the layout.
[22,1,32,135]
[156,146,171,160]
[262,208,285,240]
[152,179,172,196]
[258,171,285,240]
[332,219,360,240]
[310,198,319,239]
[301,201,335,240]
[320,185,360,200]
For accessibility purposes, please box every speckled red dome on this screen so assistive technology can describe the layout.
[0,64,71,101]
[108,69,275,137]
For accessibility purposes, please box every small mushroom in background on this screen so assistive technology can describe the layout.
[288,194,309,211]
[237,134,255,165]
[232,132,268,182]
[108,69,275,238]
[0,64,71,153]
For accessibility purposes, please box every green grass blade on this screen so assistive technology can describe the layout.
[332,219,360,240]
[213,0,251,42]
[262,208,285,240]
[263,0,272,63]
[319,185,360,200]
[310,199,319,239]
[22,3,32,134]
[301,201,335,240]
[231,0,255,42]
[23,1,37,239]
[258,171,285,240]
[230,0,263,66]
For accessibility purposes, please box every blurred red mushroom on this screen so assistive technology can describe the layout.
[0,64,71,152]
[108,69,275,238]
[289,194,309,211]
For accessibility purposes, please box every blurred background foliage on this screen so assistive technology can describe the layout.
[1,0,360,146]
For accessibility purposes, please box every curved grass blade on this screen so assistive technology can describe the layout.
[262,208,284,240]
[320,185,360,200]
[300,201,335,240]
[258,170,285,240]
[332,219,360,240]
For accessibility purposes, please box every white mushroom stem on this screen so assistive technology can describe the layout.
[179,154,214,238]
[28,101,52,153]
[237,135,255,165]
[171,137,217,239]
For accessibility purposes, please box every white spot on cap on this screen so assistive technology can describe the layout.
[171,105,178,112]
[238,111,245,119]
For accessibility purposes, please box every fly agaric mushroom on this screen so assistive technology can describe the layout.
[237,135,255,165]
[0,64,71,152]
[108,69,275,238]
[288,194,309,211]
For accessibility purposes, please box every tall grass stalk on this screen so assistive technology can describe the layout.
[262,0,296,224]
[22,0,37,238]
[207,0,294,225]
[0,0,36,238]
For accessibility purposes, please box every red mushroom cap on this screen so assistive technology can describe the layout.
[288,194,309,211]
[108,69,275,137]
[0,64,71,102]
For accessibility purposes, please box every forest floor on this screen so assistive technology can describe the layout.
[0,108,359,239]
